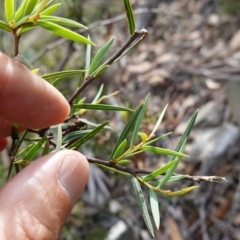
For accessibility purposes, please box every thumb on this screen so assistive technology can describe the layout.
[0,150,89,240]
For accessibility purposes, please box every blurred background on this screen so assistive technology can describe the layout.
[1,0,240,239]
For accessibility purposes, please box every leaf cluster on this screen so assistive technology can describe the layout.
[1,0,93,57]
[1,0,224,238]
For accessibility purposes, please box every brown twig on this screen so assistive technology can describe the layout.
[12,29,20,57]
[105,29,148,65]
[35,132,226,184]
[68,75,95,105]
[86,156,226,183]
[68,30,148,106]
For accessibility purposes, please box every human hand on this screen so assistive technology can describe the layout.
[0,52,89,239]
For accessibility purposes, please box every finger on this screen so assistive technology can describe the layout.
[0,150,89,240]
[0,138,7,151]
[0,52,70,130]
[0,117,25,137]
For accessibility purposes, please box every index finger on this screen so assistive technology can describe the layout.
[0,52,70,133]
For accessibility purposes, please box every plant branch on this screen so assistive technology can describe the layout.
[68,75,95,105]
[86,156,227,183]
[12,29,20,57]
[105,29,148,65]
[68,30,148,106]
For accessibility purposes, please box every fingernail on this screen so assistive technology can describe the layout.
[58,154,84,206]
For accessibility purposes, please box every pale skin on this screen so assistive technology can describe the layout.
[0,52,89,240]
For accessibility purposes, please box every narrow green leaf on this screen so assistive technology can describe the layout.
[31,68,40,74]
[123,0,135,35]
[44,0,55,8]
[117,159,131,165]
[62,130,92,143]
[41,139,50,156]
[173,110,198,154]
[72,103,133,112]
[56,124,62,151]
[150,175,187,186]
[73,97,86,115]
[31,0,51,15]
[85,35,92,76]
[142,146,188,158]
[14,15,31,29]
[24,0,40,16]
[16,143,35,157]
[138,132,148,142]
[92,84,104,103]
[143,132,172,146]
[166,174,187,182]
[5,0,15,22]
[13,129,29,156]
[78,118,111,129]
[40,15,87,29]
[110,104,144,160]
[142,159,178,181]
[23,136,47,160]
[159,138,187,188]
[149,189,160,229]
[68,121,109,149]
[51,77,64,86]
[8,129,28,180]
[130,94,149,146]
[14,160,30,166]
[34,0,48,15]
[42,70,86,80]
[97,164,131,176]
[92,64,109,77]
[0,20,11,32]
[7,161,14,180]
[36,20,94,45]
[14,0,29,23]
[17,24,35,35]
[131,177,154,238]
[124,150,144,158]
[112,139,127,160]
[88,37,114,75]
[155,111,198,187]
[163,186,199,196]
[40,3,61,15]
[150,104,168,136]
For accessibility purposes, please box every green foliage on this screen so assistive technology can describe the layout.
[88,37,114,75]
[132,177,154,238]
[123,0,135,35]
[158,138,187,188]
[110,103,144,160]
[142,160,178,181]
[36,20,92,44]
[72,103,133,112]
[0,20,11,32]
[40,3,61,15]
[4,0,14,22]
[1,0,223,237]
[1,0,93,54]
[112,139,128,160]
[149,189,160,229]
[130,94,149,146]
[67,121,109,149]
[42,70,86,80]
